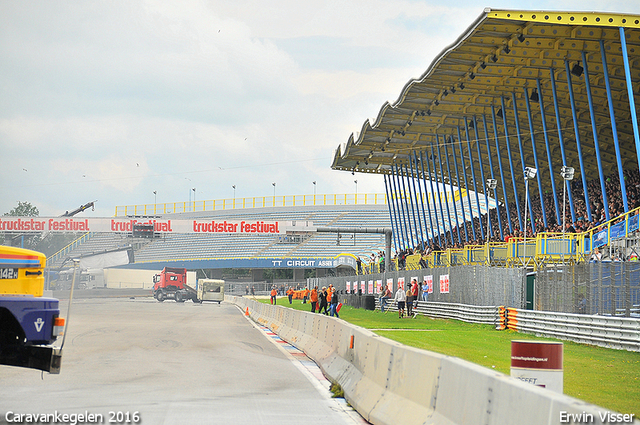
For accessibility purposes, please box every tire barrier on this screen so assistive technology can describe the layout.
[229,296,637,425]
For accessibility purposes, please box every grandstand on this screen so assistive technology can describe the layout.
[48,200,391,276]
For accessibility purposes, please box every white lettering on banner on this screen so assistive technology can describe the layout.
[286,260,316,267]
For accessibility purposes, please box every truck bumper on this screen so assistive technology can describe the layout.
[0,344,62,374]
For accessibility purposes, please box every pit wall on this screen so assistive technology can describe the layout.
[229,296,637,425]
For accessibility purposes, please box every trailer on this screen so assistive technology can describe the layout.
[0,246,65,373]
[196,279,224,304]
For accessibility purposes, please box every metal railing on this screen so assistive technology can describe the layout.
[114,193,387,216]
[506,307,640,351]
[47,232,92,265]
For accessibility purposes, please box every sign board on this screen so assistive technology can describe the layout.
[511,340,563,393]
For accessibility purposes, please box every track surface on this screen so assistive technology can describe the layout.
[0,298,364,425]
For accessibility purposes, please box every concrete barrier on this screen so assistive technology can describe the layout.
[228,296,639,425]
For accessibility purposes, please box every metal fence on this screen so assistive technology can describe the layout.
[535,262,640,317]
[308,265,525,308]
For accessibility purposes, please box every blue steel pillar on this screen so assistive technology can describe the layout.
[511,92,536,235]
[550,69,576,223]
[500,96,523,232]
[436,136,455,246]
[408,157,425,249]
[384,174,400,253]
[600,39,629,213]
[472,116,490,240]
[456,126,477,240]
[564,60,592,222]
[536,78,562,225]
[413,151,432,245]
[482,115,504,239]
[619,27,640,175]
[423,151,443,246]
[491,106,513,234]
[418,151,437,244]
[582,50,610,222]
[443,139,462,245]
[430,145,449,246]
[399,163,416,247]
[450,136,469,243]
[523,88,548,229]
[464,118,485,241]
[392,164,410,249]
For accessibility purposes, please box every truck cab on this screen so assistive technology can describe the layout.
[0,245,64,373]
[153,267,197,302]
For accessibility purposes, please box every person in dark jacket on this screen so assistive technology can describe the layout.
[318,287,328,314]
[329,289,339,318]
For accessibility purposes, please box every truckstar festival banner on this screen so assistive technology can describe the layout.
[0,217,291,235]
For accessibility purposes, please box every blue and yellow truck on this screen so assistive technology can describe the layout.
[0,245,64,373]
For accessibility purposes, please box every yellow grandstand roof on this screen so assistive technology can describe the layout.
[332,8,640,201]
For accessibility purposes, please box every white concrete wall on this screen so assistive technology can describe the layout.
[229,296,638,425]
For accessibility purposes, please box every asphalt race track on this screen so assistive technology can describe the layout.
[0,298,365,425]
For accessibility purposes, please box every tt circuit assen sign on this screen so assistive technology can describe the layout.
[0,217,307,235]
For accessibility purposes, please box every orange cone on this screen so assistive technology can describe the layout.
[245,307,249,316]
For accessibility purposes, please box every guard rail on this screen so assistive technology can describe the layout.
[506,308,640,352]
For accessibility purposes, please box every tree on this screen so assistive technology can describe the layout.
[4,201,39,217]
[3,201,40,249]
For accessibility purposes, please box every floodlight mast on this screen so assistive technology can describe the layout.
[522,168,537,262]
[486,179,497,239]
[561,166,575,242]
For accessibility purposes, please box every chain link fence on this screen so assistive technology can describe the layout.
[536,262,640,317]
[308,265,525,308]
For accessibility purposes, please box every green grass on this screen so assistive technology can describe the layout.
[260,298,640,416]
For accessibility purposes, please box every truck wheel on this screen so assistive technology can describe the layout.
[157,292,165,302]
[193,298,201,304]
[176,292,184,303]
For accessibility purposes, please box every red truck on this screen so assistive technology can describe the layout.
[152,267,198,303]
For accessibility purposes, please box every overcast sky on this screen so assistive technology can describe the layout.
[0,0,635,217]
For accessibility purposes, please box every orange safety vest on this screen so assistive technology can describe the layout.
[271,289,277,297]
[310,289,318,302]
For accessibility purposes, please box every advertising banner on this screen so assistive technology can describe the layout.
[439,274,450,294]
[0,216,288,235]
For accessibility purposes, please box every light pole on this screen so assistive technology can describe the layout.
[192,188,196,211]
[272,182,276,206]
[486,179,497,240]
[354,179,358,204]
[232,185,236,209]
[153,190,157,214]
[560,166,575,240]
[523,167,537,260]
[313,181,316,196]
